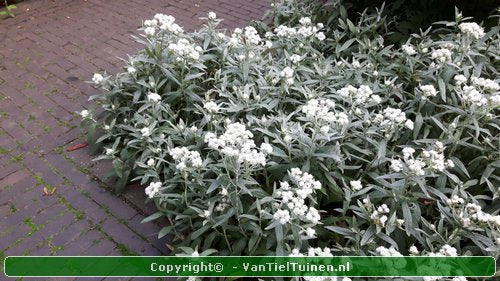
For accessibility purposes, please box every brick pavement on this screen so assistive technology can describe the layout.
[0,0,268,280]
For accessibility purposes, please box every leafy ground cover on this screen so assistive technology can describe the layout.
[82,1,499,279]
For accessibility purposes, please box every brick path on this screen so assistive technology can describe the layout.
[0,0,268,279]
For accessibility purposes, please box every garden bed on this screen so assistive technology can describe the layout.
[81,0,499,275]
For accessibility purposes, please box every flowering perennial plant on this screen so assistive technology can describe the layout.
[82,1,499,278]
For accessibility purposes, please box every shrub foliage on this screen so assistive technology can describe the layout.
[82,0,499,271]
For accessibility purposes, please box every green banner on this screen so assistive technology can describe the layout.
[3,256,496,277]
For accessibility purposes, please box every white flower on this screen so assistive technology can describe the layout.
[405,119,414,130]
[168,38,201,62]
[373,107,408,131]
[169,147,203,171]
[454,74,467,85]
[409,246,419,255]
[351,59,361,68]
[431,48,452,62]
[127,66,136,74]
[315,32,325,41]
[204,101,219,113]
[402,147,415,159]
[144,27,156,36]
[104,125,110,130]
[471,77,499,92]
[92,73,103,84]
[305,227,316,238]
[144,19,158,27]
[145,182,162,198]
[207,11,216,20]
[458,22,484,39]
[260,143,273,155]
[290,54,302,64]
[265,40,273,49]
[202,210,211,218]
[376,246,402,256]
[338,84,379,105]
[461,85,488,107]
[438,244,458,256]
[141,127,151,137]
[273,209,290,224]
[305,207,321,224]
[280,66,294,84]
[350,180,363,191]
[105,148,114,156]
[243,26,261,45]
[205,122,268,166]
[299,17,312,25]
[390,159,403,172]
[80,110,90,118]
[147,92,161,103]
[419,84,438,99]
[447,195,464,206]
[402,44,416,55]
[147,159,155,167]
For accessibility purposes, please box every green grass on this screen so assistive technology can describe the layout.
[23,82,33,89]
[10,204,18,214]
[10,154,24,163]
[0,146,9,154]
[23,217,40,236]
[115,243,137,256]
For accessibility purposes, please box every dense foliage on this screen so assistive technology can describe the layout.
[82,1,499,280]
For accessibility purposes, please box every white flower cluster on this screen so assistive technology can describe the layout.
[207,11,216,20]
[145,181,162,198]
[431,48,452,62]
[428,244,458,257]
[338,84,381,105]
[203,101,220,113]
[243,26,261,45]
[289,54,302,64]
[461,85,488,107]
[390,142,454,176]
[141,127,151,137]
[274,17,325,40]
[80,109,90,119]
[454,76,499,108]
[144,14,183,36]
[447,196,500,228]
[147,92,161,103]
[471,77,500,92]
[350,180,363,191]
[227,26,264,47]
[370,204,390,227]
[92,73,104,84]
[402,44,416,55]
[204,122,271,166]
[421,141,454,172]
[373,107,414,131]
[290,246,333,257]
[454,74,467,85]
[169,146,203,171]
[302,99,349,133]
[458,22,484,39]
[375,246,403,256]
[280,66,294,84]
[419,84,438,100]
[167,38,203,62]
[273,168,322,226]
